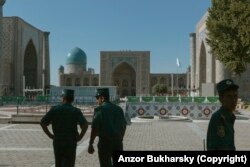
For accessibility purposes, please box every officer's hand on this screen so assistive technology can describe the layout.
[76,135,81,142]
[88,144,94,154]
[76,133,83,142]
[48,134,54,140]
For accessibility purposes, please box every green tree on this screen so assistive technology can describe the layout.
[152,84,168,95]
[206,0,250,75]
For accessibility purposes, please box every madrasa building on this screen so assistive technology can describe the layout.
[58,48,190,97]
[0,0,50,96]
[1,0,190,98]
[190,12,250,100]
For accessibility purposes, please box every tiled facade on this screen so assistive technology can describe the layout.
[59,50,190,97]
[0,1,50,96]
[191,12,250,100]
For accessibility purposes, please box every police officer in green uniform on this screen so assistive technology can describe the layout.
[88,88,127,167]
[207,79,239,150]
[40,89,88,167]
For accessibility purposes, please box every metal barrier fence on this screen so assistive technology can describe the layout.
[0,95,119,114]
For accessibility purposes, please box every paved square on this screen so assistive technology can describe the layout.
[0,117,250,166]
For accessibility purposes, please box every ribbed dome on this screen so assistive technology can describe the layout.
[66,47,87,65]
[58,65,64,72]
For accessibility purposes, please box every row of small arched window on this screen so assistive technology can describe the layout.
[65,78,98,86]
[114,80,136,87]
[150,77,185,87]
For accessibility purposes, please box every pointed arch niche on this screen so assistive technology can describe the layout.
[112,62,136,97]
[23,40,38,89]
[200,41,207,84]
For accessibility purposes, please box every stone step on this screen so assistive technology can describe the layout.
[1,114,94,124]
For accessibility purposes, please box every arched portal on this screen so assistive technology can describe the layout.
[24,40,38,89]
[200,41,207,84]
[112,62,136,97]
[178,77,184,88]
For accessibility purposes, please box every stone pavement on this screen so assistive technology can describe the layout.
[0,117,250,167]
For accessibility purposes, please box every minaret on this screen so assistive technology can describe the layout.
[58,65,64,86]
[189,33,196,91]
[0,0,6,96]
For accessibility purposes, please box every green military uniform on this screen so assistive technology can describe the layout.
[41,90,87,166]
[93,106,102,136]
[206,79,238,151]
[206,107,236,150]
[94,105,102,116]
[92,92,127,167]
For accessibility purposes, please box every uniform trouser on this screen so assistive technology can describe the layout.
[98,139,123,167]
[53,140,77,167]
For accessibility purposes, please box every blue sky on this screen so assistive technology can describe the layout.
[3,0,211,86]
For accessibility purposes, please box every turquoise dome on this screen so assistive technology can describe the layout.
[66,47,87,65]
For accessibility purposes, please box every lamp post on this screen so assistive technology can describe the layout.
[16,96,20,115]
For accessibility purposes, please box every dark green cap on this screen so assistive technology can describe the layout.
[216,79,239,93]
[61,89,74,98]
[95,88,109,98]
